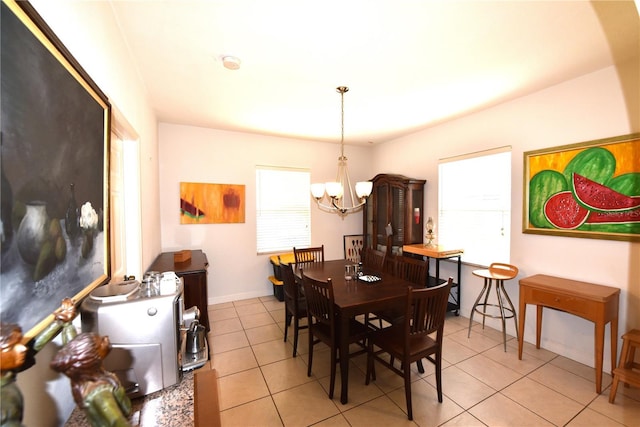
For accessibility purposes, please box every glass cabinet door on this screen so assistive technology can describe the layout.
[374,182,388,252]
[390,185,405,255]
[363,174,425,258]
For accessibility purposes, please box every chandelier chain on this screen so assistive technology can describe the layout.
[338,86,348,159]
[309,85,371,217]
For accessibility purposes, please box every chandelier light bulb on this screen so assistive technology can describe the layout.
[325,182,343,199]
[355,181,373,199]
[310,183,326,199]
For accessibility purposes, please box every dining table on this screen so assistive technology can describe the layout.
[295,259,413,404]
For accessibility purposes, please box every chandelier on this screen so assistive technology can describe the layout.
[310,86,373,216]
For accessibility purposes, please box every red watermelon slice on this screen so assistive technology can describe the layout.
[573,173,640,212]
[544,191,589,229]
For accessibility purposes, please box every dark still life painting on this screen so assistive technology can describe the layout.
[1,0,111,340]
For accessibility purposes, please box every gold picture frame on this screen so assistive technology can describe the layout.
[523,133,640,242]
[1,0,111,340]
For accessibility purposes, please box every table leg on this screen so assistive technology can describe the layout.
[339,312,350,404]
[536,305,543,349]
[595,320,605,394]
[518,298,526,360]
[457,255,461,314]
[610,317,618,374]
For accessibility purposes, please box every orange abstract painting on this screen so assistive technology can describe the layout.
[180,182,245,224]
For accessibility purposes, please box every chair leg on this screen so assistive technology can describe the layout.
[610,334,632,403]
[404,360,413,420]
[609,375,621,403]
[307,333,314,377]
[435,351,443,403]
[416,358,425,374]
[468,281,489,337]
[284,311,291,342]
[292,317,299,357]
[481,279,492,329]
[366,341,376,384]
[495,281,508,352]
[329,347,337,399]
[501,282,519,343]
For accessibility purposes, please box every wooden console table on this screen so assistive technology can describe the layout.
[518,274,620,393]
[403,244,463,315]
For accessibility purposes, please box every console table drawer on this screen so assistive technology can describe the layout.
[528,288,593,318]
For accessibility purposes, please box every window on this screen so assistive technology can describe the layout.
[110,108,142,280]
[438,147,511,266]
[256,166,311,253]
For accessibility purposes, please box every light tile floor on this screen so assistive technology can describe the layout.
[197,296,639,426]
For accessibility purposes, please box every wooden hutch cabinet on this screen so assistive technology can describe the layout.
[363,174,426,258]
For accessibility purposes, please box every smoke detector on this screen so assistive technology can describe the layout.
[222,56,241,70]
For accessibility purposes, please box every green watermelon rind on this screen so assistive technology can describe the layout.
[562,147,616,185]
[606,173,640,197]
[577,223,640,234]
[572,173,640,213]
[529,170,568,228]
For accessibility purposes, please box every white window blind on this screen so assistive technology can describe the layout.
[256,166,311,254]
[438,148,511,266]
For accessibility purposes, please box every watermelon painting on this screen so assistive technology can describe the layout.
[524,134,640,241]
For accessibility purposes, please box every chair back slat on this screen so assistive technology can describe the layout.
[294,245,325,264]
[406,278,452,339]
[301,271,334,331]
[395,255,428,286]
[362,247,386,272]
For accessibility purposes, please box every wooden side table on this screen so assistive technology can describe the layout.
[518,274,620,393]
[402,244,463,314]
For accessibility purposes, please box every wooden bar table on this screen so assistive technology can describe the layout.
[518,274,620,393]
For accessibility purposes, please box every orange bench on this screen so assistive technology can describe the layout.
[268,253,296,301]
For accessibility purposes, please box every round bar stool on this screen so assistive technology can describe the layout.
[467,263,519,351]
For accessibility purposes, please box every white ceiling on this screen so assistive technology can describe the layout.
[109,0,639,145]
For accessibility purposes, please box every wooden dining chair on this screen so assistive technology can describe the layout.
[293,245,324,264]
[368,255,428,330]
[395,255,428,286]
[361,247,390,329]
[281,260,308,357]
[366,278,453,420]
[301,270,369,399]
[361,247,386,273]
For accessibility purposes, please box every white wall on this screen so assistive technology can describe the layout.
[158,124,373,302]
[373,61,639,370]
[17,2,160,426]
